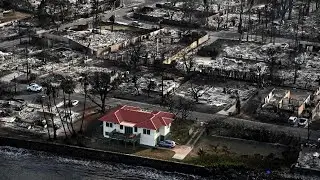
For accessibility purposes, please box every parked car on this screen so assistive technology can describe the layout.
[288,116,297,125]
[158,140,176,148]
[298,118,310,127]
[130,21,141,26]
[65,100,79,107]
[27,83,42,92]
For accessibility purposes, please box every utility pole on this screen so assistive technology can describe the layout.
[308,119,310,141]
[25,43,29,81]
[18,21,21,43]
[238,0,244,42]
[161,71,164,104]
[14,76,16,95]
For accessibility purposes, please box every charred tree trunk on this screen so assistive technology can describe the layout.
[47,95,57,140]
[63,90,72,134]
[41,98,51,140]
[53,93,68,138]
[68,93,76,135]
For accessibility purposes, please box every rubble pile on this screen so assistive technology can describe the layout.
[176,84,256,107]
[279,52,320,88]
[297,150,320,169]
[119,73,177,96]
[147,9,187,21]
[275,8,320,41]
[64,29,133,50]
[0,26,19,40]
[109,29,186,63]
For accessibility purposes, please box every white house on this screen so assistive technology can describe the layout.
[99,105,175,147]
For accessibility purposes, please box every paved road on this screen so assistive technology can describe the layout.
[58,0,164,31]
[207,30,320,47]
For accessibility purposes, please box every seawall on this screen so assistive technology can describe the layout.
[0,136,211,176]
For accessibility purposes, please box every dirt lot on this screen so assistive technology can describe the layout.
[189,136,286,158]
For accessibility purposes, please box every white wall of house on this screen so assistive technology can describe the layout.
[159,124,171,136]
[140,129,158,146]
[102,121,165,146]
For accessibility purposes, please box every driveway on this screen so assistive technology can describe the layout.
[172,145,193,160]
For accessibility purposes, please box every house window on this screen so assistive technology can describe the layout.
[134,127,137,132]
[120,125,123,130]
[143,129,151,135]
[106,122,113,128]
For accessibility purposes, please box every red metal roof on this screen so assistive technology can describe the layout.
[99,105,174,130]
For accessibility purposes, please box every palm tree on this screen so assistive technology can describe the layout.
[51,85,68,138]
[40,96,51,140]
[45,84,57,140]
[61,77,76,135]
[59,78,71,134]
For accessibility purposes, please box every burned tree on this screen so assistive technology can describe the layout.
[88,71,121,113]
[181,0,197,23]
[91,0,100,30]
[238,0,244,40]
[60,77,76,135]
[176,97,194,121]
[128,45,143,95]
[182,54,195,76]
[164,93,176,113]
[80,75,89,133]
[190,82,206,103]
[290,49,305,85]
[45,83,57,140]
[214,16,224,30]
[39,95,51,140]
[264,46,281,81]
[147,78,156,98]
[36,0,72,27]
[109,14,115,32]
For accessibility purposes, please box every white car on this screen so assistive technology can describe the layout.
[298,118,310,127]
[130,21,141,26]
[27,83,42,92]
[65,100,79,107]
[288,116,297,125]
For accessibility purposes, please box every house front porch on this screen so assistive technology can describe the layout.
[105,129,141,149]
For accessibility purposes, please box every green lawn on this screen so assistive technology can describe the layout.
[169,119,195,145]
[134,148,175,160]
[184,136,298,169]
[185,153,289,170]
